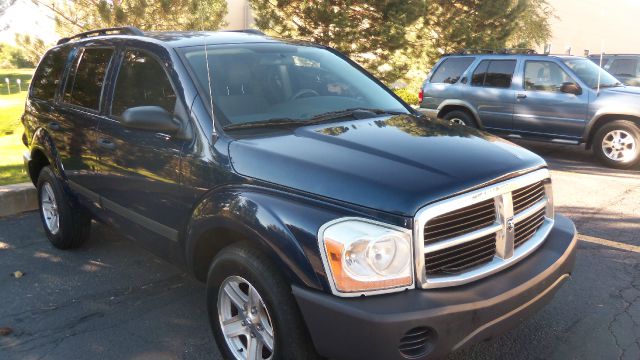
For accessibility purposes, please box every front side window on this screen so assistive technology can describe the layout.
[180,43,409,127]
[430,57,475,84]
[524,61,573,92]
[31,46,71,101]
[563,58,620,89]
[111,50,176,117]
[63,48,113,110]
[471,60,516,88]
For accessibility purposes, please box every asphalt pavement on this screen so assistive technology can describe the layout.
[1,140,640,360]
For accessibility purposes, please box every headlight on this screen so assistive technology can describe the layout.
[319,218,414,296]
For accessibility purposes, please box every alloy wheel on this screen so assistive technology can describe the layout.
[40,182,59,235]
[449,118,466,126]
[218,275,274,360]
[601,130,637,162]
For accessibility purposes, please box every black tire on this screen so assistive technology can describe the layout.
[36,166,91,249]
[593,120,640,169]
[442,110,478,128]
[206,243,320,360]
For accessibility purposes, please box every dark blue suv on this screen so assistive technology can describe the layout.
[22,27,577,360]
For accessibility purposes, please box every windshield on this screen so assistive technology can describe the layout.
[562,58,621,88]
[180,43,409,127]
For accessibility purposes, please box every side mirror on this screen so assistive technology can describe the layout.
[560,82,582,95]
[121,106,179,133]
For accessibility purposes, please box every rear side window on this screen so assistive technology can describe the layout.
[31,47,70,101]
[64,48,114,110]
[430,57,475,84]
[111,50,176,117]
[471,60,516,88]
[609,59,639,77]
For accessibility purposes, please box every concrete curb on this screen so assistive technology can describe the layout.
[0,182,37,217]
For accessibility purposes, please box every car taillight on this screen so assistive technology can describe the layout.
[418,88,424,103]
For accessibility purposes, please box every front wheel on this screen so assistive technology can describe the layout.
[593,120,640,169]
[206,244,320,360]
[442,110,477,128]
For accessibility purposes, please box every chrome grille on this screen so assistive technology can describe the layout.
[415,169,555,289]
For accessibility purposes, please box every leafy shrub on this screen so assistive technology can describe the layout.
[394,88,420,106]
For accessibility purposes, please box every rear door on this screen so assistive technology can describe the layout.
[513,60,588,139]
[466,59,517,131]
[92,47,187,252]
[57,46,115,204]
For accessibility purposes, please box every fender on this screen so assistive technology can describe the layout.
[583,107,640,144]
[27,127,64,180]
[184,185,374,292]
[437,99,483,127]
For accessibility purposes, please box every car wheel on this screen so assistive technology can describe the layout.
[593,120,640,169]
[206,243,320,360]
[443,110,477,128]
[36,166,91,249]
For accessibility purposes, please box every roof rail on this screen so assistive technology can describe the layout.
[57,26,144,45]
[446,48,541,56]
[225,29,266,36]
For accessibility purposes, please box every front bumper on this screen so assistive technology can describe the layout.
[293,214,577,360]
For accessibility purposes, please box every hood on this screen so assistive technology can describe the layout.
[600,85,640,96]
[228,115,546,217]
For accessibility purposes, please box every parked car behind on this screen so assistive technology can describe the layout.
[420,50,640,169]
[589,54,640,86]
[23,29,577,360]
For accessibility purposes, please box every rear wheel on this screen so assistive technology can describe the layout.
[442,110,477,128]
[206,244,320,360]
[36,166,91,249]
[593,120,640,169]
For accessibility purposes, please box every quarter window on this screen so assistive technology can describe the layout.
[430,57,475,84]
[111,50,176,117]
[471,60,516,88]
[31,47,71,101]
[524,61,573,92]
[64,48,114,110]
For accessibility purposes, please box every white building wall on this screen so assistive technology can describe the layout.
[223,0,254,30]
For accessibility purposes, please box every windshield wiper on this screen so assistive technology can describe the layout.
[303,108,407,125]
[223,118,307,130]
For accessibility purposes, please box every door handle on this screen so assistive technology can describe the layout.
[516,93,527,99]
[97,138,116,150]
[48,122,61,131]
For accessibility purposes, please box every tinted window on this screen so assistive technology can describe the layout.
[609,59,639,77]
[64,48,113,110]
[430,57,475,84]
[112,50,176,117]
[524,61,573,92]
[31,47,70,101]
[471,60,516,88]
[471,60,489,86]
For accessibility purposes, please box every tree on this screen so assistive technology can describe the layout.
[41,0,228,36]
[251,0,424,83]
[14,34,46,66]
[507,0,555,48]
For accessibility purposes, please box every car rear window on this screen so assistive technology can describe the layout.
[63,47,114,111]
[609,58,639,77]
[471,59,516,88]
[31,47,71,101]
[429,57,475,84]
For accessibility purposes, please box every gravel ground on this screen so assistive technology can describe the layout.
[1,140,639,360]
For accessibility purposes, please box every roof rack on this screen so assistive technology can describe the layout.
[57,26,144,45]
[224,29,266,36]
[446,48,541,56]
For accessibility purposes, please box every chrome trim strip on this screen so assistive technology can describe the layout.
[513,197,547,222]
[423,222,502,253]
[414,168,553,289]
[317,217,414,298]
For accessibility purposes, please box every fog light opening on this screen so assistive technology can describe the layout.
[398,326,437,358]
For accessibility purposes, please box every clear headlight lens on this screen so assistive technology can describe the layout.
[320,218,413,294]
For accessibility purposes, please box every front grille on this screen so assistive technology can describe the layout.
[424,233,496,275]
[513,181,545,214]
[515,208,546,247]
[416,169,554,288]
[424,198,496,243]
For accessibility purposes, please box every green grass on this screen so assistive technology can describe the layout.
[0,68,32,185]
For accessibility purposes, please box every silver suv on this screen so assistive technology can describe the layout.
[420,51,640,169]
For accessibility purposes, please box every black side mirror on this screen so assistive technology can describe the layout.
[560,82,582,95]
[121,106,179,133]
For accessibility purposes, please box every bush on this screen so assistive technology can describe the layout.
[394,87,420,106]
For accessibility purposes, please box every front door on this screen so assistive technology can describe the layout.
[93,48,187,256]
[513,60,588,139]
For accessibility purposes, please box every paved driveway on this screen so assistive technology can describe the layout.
[1,141,639,360]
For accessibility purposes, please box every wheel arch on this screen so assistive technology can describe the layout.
[26,127,61,184]
[585,114,640,149]
[437,100,482,128]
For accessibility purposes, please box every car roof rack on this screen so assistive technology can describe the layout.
[446,48,541,56]
[224,29,266,36]
[57,26,144,45]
